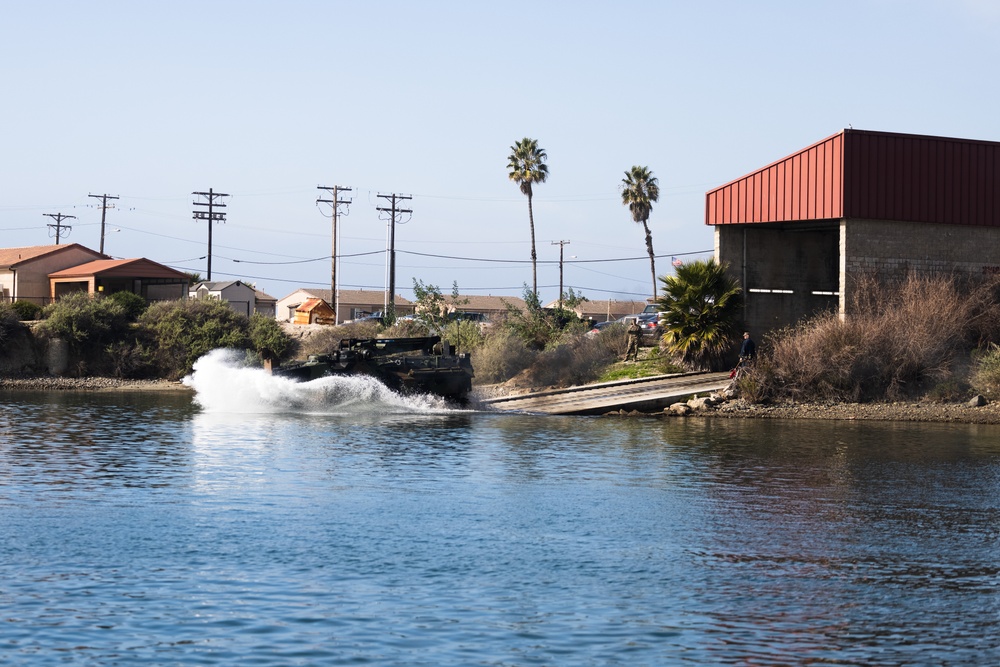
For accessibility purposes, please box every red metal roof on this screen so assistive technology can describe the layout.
[706,129,1000,227]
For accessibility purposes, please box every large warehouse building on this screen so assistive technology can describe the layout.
[707,128,1000,333]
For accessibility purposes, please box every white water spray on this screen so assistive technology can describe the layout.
[184,349,451,414]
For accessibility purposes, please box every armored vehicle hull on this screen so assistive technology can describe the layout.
[273,336,473,401]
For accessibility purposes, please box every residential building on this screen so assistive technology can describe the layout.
[544,298,649,322]
[190,280,258,317]
[0,244,106,306]
[276,288,414,323]
[49,258,189,301]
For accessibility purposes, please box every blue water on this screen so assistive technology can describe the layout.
[2,352,1000,665]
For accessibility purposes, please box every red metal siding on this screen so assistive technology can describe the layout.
[841,130,1000,226]
[706,132,845,225]
[707,129,1000,227]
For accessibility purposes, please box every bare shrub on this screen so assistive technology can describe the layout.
[759,273,991,402]
[297,322,381,357]
[514,332,620,389]
[472,328,536,385]
[383,319,432,339]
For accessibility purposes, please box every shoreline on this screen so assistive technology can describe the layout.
[0,376,192,392]
[4,375,1000,425]
[700,397,1000,425]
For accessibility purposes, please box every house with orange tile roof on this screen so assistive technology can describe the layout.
[0,244,106,305]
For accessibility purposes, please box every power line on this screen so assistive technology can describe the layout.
[396,248,712,264]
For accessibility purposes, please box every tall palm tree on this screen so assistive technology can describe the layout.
[621,165,660,300]
[507,138,549,296]
[656,258,743,371]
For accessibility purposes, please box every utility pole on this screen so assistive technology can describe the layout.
[43,213,76,245]
[375,193,412,321]
[192,188,229,280]
[552,239,570,310]
[317,185,352,323]
[88,193,119,255]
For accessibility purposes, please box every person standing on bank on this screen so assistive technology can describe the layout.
[625,318,642,362]
[739,331,756,363]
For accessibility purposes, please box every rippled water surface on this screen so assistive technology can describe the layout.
[2,356,1000,665]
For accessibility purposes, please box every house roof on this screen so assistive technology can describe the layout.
[0,243,104,270]
[192,280,249,291]
[48,257,189,280]
[255,289,276,302]
[452,294,527,312]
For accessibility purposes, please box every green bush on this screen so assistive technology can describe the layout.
[0,303,24,346]
[108,291,149,321]
[138,299,252,379]
[11,300,42,321]
[248,313,293,363]
[971,344,1000,398]
[38,292,131,354]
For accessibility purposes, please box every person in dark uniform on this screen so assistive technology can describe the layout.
[739,331,756,362]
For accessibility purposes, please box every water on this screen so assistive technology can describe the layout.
[2,351,1000,665]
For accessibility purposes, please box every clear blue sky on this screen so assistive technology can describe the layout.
[3,0,998,305]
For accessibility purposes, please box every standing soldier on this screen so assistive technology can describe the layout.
[625,318,642,362]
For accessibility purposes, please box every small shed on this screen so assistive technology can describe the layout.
[294,297,336,325]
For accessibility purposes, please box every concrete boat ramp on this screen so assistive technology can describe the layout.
[480,371,732,416]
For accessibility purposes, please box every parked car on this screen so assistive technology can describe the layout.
[348,311,387,325]
[451,311,492,328]
[587,319,622,335]
[620,313,663,342]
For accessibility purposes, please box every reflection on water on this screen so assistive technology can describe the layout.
[2,384,1000,665]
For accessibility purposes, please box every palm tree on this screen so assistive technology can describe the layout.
[656,258,743,370]
[507,138,549,296]
[620,165,660,300]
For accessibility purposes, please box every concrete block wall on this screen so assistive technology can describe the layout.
[840,218,1000,313]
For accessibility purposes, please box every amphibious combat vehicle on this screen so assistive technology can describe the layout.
[272,336,473,401]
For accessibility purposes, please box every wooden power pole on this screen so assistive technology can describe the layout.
[375,193,412,321]
[88,193,119,254]
[43,213,76,245]
[192,188,229,280]
[316,185,352,323]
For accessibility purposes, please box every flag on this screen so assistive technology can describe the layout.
[671,256,683,267]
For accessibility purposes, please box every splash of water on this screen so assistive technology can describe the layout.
[184,349,451,414]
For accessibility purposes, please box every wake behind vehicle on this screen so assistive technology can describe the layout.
[273,335,474,401]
